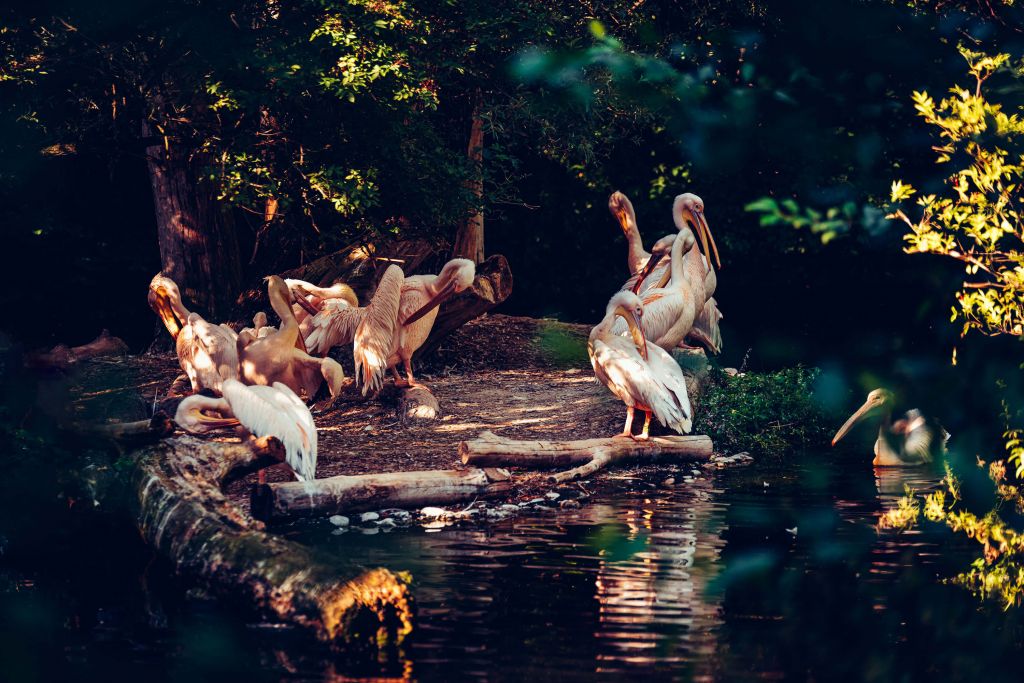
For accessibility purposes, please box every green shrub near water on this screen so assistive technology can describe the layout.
[694,366,831,457]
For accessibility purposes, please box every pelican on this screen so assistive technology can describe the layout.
[148,274,239,394]
[616,192,720,302]
[832,388,949,466]
[613,232,698,352]
[305,259,475,393]
[237,276,346,401]
[609,191,649,276]
[174,378,317,481]
[684,297,724,355]
[285,278,358,335]
[238,311,275,349]
[590,290,692,439]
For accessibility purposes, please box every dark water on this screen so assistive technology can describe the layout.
[3,452,1023,681]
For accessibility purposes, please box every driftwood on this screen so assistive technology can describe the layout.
[25,329,130,370]
[126,434,413,650]
[460,430,714,483]
[236,238,436,316]
[417,253,513,357]
[252,467,513,522]
[398,385,441,423]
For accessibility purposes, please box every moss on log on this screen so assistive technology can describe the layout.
[128,435,413,651]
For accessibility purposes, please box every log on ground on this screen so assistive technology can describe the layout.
[417,253,513,357]
[25,329,130,370]
[128,434,413,651]
[398,384,441,423]
[252,467,513,522]
[459,430,713,483]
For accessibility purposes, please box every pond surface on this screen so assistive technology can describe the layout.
[4,451,1023,681]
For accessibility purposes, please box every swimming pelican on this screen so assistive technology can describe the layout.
[613,232,698,352]
[174,378,317,481]
[237,276,346,401]
[148,274,239,394]
[305,259,475,393]
[590,290,692,439]
[832,388,949,466]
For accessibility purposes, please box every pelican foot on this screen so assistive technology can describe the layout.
[613,432,633,439]
[632,433,650,442]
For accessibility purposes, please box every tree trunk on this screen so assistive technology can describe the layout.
[143,110,242,320]
[251,467,513,522]
[452,91,485,263]
[459,431,714,483]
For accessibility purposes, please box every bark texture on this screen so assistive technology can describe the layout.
[460,430,714,483]
[452,92,485,263]
[252,467,513,522]
[128,435,413,650]
[398,385,441,423]
[143,113,242,320]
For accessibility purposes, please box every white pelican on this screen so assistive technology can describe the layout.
[237,276,346,401]
[305,259,475,393]
[148,274,239,394]
[174,378,317,481]
[832,388,949,466]
[609,191,650,276]
[613,232,698,352]
[617,192,720,302]
[238,311,275,349]
[285,278,358,336]
[590,291,692,439]
[684,297,724,355]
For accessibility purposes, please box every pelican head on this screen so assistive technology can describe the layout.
[608,191,635,236]
[404,258,476,325]
[672,192,720,269]
[608,290,648,360]
[832,388,894,446]
[148,273,184,339]
[174,394,238,434]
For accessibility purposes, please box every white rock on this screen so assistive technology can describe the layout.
[420,506,447,517]
[328,515,350,527]
[544,492,560,500]
[358,512,380,523]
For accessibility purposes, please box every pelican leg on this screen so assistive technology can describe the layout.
[403,358,425,388]
[636,411,652,441]
[615,406,636,438]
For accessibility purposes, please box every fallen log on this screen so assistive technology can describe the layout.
[128,435,413,651]
[417,253,513,358]
[252,467,513,522]
[459,430,713,483]
[25,329,130,370]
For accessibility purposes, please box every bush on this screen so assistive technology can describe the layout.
[693,366,831,457]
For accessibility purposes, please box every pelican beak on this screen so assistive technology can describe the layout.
[148,288,181,339]
[404,279,458,325]
[693,209,721,270]
[632,253,665,294]
[617,305,648,361]
[831,399,878,446]
[294,291,320,316]
[194,409,240,429]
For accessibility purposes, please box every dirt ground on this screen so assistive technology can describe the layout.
[69,314,712,507]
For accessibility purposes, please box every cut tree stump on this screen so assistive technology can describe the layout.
[126,434,413,651]
[417,253,513,358]
[398,385,441,423]
[252,467,513,522]
[459,430,713,483]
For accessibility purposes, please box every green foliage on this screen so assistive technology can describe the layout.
[890,45,1024,338]
[744,196,859,245]
[693,367,831,457]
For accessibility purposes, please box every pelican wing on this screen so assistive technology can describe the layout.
[645,344,693,432]
[305,298,363,356]
[899,409,941,464]
[590,336,691,434]
[354,264,404,395]
[620,261,668,297]
[611,289,694,350]
[221,379,318,481]
[185,314,239,392]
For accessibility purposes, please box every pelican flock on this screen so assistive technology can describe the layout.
[146,188,731,476]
